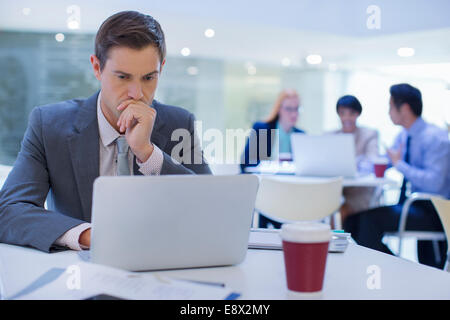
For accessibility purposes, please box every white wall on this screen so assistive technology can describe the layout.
[345,68,448,151]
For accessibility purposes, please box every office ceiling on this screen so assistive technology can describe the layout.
[1,0,450,68]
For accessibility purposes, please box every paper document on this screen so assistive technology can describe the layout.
[9,261,239,300]
[248,228,350,252]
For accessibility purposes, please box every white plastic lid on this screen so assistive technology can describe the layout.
[373,157,389,165]
[280,222,331,243]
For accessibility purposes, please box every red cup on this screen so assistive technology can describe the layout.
[281,223,331,293]
[374,163,388,178]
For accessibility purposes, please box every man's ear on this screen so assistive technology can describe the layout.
[160,59,166,74]
[399,103,410,116]
[90,54,102,81]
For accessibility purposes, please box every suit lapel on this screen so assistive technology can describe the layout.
[67,92,100,222]
[133,101,168,175]
[150,100,169,152]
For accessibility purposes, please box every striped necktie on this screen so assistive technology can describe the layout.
[116,136,130,176]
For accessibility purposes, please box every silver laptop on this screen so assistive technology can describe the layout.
[90,175,259,271]
[291,133,357,178]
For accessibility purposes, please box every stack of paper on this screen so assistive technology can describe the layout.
[329,231,352,253]
[8,262,239,300]
[248,228,351,253]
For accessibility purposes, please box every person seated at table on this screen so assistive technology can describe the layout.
[241,89,305,228]
[0,11,211,253]
[344,83,449,269]
[241,89,305,172]
[331,95,380,223]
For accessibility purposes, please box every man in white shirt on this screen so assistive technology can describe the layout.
[0,11,211,252]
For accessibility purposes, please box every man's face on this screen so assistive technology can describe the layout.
[388,96,402,125]
[91,45,164,119]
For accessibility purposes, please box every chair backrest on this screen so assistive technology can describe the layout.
[431,196,450,271]
[431,197,450,245]
[254,176,343,221]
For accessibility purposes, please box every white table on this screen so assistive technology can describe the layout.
[1,243,449,300]
[254,173,397,188]
[244,161,398,188]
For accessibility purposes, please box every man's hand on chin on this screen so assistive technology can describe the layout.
[116,100,157,163]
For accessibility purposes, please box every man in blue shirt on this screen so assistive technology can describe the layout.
[344,83,449,269]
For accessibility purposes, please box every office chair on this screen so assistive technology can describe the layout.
[431,196,450,272]
[384,192,446,267]
[254,176,343,228]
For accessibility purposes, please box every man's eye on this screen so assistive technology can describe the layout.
[145,76,154,81]
[118,75,127,80]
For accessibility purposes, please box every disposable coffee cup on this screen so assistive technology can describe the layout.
[280,222,331,294]
[373,157,389,178]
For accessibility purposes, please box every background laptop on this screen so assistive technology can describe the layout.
[90,174,259,271]
[291,133,357,178]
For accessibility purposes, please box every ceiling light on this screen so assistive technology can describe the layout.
[181,47,191,57]
[397,47,415,57]
[306,54,322,65]
[66,5,81,30]
[204,29,215,38]
[55,33,65,42]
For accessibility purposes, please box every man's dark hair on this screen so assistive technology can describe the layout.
[389,83,422,117]
[95,11,166,70]
[336,95,362,114]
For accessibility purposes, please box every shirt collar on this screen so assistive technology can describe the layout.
[276,121,293,134]
[406,117,426,138]
[97,91,121,147]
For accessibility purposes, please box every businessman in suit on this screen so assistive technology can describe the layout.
[0,11,211,253]
[344,84,449,269]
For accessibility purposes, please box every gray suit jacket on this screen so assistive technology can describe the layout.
[0,91,211,252]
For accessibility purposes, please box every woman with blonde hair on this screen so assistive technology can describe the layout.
[264,89,300,125]
[241,89,305,228]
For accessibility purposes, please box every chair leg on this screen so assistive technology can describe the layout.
[432,240,442,266]
[397,236,403,257]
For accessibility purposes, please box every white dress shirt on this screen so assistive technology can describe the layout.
[54,92,164,250]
